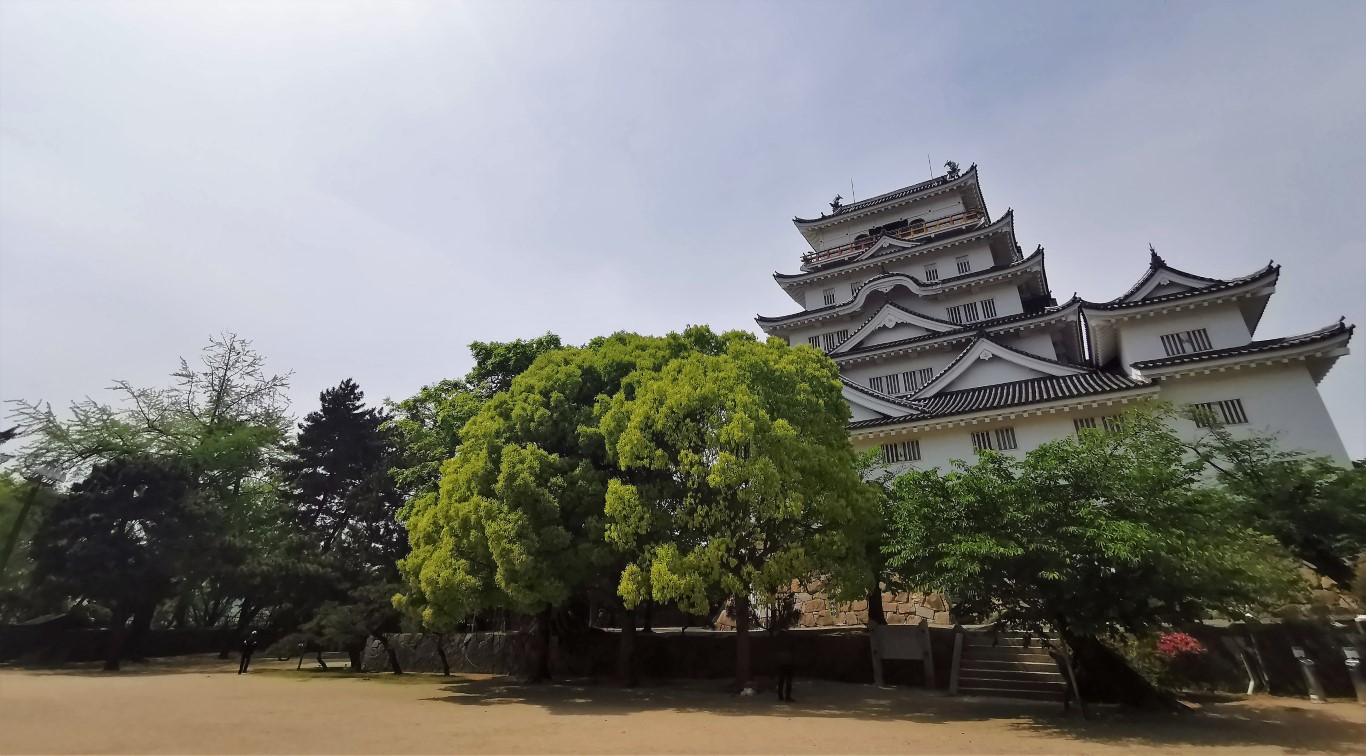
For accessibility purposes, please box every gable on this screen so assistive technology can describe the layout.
[831,302,956,354]
[935,356,1058,392]
[860,321,937,347]
[1141,281,1198,299]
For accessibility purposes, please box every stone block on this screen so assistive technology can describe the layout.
[816,615,832,627]
[926,594,948,611]
[894,592,911,604]
[851,600,868,612]
[1310,589,1337,606]
[915,606,935,619]
[881,592,896,605]
[804,599,825,613]
[933,611,951,625]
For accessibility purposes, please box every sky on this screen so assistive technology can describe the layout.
[1,0,1363,458]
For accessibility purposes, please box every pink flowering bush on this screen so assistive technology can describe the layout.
[1156,631,1206,660]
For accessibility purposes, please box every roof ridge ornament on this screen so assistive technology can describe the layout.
[945,161,960,180]
[1149,243,1166,268]
[829,194,843,213]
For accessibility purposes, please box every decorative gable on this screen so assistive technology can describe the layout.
[912,338,1088,398]
[1125,270,1219,302]
[830,303,956,354]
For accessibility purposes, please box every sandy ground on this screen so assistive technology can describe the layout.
[2,655,1365,755]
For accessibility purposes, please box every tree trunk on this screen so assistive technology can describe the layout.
[126,600,156,661]
[617,607,638,687]
[103,607,131,672]
[347,645,363,671]
[434,634,451,676]
[641,600,654,633]
[734,594,752,689]
[523,606,554,682]
[376,634,403,674]
[866,588,887,625]
[1060,628,1183,711]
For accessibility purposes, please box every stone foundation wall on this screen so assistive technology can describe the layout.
[712,581,953,629]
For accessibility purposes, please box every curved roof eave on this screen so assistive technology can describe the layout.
[1080,263,1280,316]
[792,165,980,229]
[833,296,1085,361]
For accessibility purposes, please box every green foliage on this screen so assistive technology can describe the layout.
[29,457,225,619]
[396,331,691,632]
[601,334,875,616]
[1188,424,1366,587]
[385,334,562,499]
[883,407,1299,638]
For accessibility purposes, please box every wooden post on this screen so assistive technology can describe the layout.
[1293,646,1327,703]
[948,624,963,695]
[919,618,936,689]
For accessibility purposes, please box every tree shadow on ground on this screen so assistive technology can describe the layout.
[427,677,1366,753]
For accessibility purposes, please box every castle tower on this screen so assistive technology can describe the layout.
[757,164,1354,468]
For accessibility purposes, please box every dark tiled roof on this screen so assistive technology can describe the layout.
[1131,320,1353,370]
[1086,263,1279,311]
[840,376,921,409]
[775,208,1010,282]
[793,166,976,225]
[757,247,1044,326]
[835,296,1083,359]
[847,371,1152,429]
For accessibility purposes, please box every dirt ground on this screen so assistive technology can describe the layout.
[2,655,1365,755]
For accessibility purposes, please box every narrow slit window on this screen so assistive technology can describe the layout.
[869,375,885,393]
[822,288,836,306]
[970,431,993,452]
[956,255,972,275]
[808,335,821,348]
[980,298,997,319]
[1190,399,1248,427]
[923,263,939,282]
[1160,328,1213,356]
[881,440,921,463]
[995,427,1018,450]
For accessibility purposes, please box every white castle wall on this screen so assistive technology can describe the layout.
[1115,303,1252,367]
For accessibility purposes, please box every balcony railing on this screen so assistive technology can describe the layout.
[800,210,985,268]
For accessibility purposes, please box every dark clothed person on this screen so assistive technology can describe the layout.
[774,630,795,701]
[238,632,260,674]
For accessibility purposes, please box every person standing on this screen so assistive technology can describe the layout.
[774,628,795,702]
[238,631,260,674]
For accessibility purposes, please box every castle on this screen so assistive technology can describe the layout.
[756,163,1354,471]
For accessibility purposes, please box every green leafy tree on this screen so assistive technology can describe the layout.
[601,334,875,687]
[882,407,1297,705]
[1187,423,1366,587]
[301,582,405,673]
[396,331,705,681]
[7,333,294,633]
[29,456,225,670]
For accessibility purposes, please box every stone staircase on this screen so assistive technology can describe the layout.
[955,631,1069,701]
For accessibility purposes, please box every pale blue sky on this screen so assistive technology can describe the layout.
[2,0,1363,457]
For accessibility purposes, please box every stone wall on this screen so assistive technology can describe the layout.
[712,581,953,629]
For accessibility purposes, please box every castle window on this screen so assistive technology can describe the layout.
[923,263,939,282]
[980,298,997,319]
[822,288,837,306]
[1191,399,1248,428]
[869,372,903,394]
[808,335,820,348]
[820,329,849,352]
[947,301,981,324]
[995,427,1018,450]
[881,440,921,463]
[1074,416,1122,435]
[970,431,993,452]
[901,367,934,392]
[956,255,972,275]
[1160,328,1213,356]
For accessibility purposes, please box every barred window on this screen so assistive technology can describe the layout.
[884,372,902,394]
[1191,399,1248,428]
[995,427,1018,450]
[901,367,934,392]
[870,372,904,395]
[956,255,972,275]
[1160,328,1213,357]
[820,329,849,352]
[881,440,921,463]
[822,288,836,306]
[980,298,997,319]
[948,299,989,324]
[970,431,993,452]
[808,335,820,348]
[923,263,939,282]
[1074,416,1123,435]
[869,375,884,393]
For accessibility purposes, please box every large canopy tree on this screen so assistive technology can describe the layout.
[600,333,876,687]
[882,406,1297,705]
[29,456,225,670]
[396,330,714,680]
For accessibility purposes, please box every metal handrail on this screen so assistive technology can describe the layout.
[801,210,986,268]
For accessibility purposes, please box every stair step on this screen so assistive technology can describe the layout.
[959,659,1060,673]
[962,635,1040,648]
[958,686,1064,701]
[961,647,1053,661]
[957,675,1067,693]
[958,668,1065,682]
